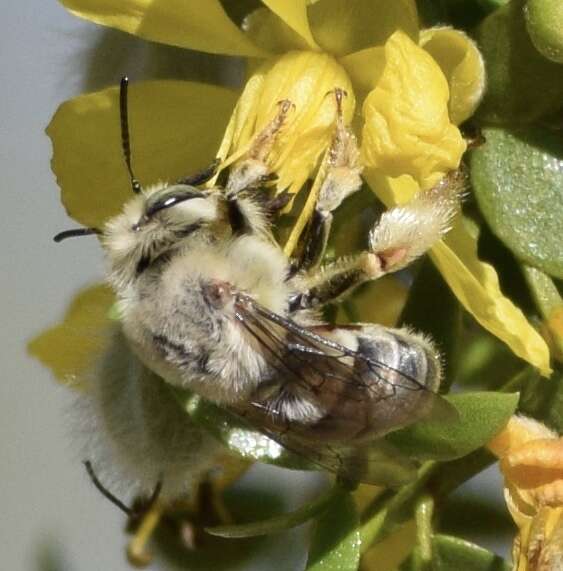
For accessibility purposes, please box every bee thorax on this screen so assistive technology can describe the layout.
[119,238,290,405]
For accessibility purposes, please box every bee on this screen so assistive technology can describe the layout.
[56,77,463,509]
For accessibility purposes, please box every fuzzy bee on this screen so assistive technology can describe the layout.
[56,78,463,509]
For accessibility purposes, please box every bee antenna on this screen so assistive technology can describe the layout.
[120,76,142,194]
[53,227,101,243]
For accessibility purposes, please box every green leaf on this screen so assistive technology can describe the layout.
[400,535,510,570]
[306,490,360,571]
[471,126,563,279]
[432,535,510,571]
[386,392,519,460]
[523,265,563,360]
[173,387,317,470]
[475,0,563,124]
[525,0,563,63]
[206,484,342,539]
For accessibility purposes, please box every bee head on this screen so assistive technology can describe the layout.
[52,76,266,291]
[100,182,224,290]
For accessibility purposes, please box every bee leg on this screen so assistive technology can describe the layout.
[291,89,362,275]
[227,99,294,195]
[195,478,233,527]
[288,252,379,312]
[288,169,465,312]
[367,168,466,274]
[126,499,165,567]
[290,208,332,275]
[156,478,233,553]
[176,158,220,186]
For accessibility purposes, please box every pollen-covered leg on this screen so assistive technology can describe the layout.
[289,170,465,312]
[293,89,363,273]
[227,100,294,194]
[368,169,465,274]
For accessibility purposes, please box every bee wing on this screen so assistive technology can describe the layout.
[249,421,419,487]
[232,294,453,485]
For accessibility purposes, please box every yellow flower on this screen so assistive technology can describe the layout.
[361,30,466,190]
[489,415,563,570]
[37,0,551,383]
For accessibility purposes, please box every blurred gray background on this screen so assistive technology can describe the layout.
[1,2,513,570]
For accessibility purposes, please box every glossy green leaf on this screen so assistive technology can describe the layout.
[306,490,360,571]
[525,0,563,63]
[400,535,510,570]
[471,127,563,279]
[386,392,519,460]
[475,0,563,123]
[173,387,316,471]
[206,484,342,539]
[523,265,563,361]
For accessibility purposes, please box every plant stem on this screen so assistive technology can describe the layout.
[415,495,434,567]
[205,482,343,538]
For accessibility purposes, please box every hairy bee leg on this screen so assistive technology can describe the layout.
[227,100,294,194]
[291,208,332,275]
[176,158,220,186]
[367,169,465,273]
[292,89,362,274]
[288,252,380,312]
[288,170,465,312]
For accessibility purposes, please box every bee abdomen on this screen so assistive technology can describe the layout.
[347,326,443,437]
[357,326,441,392]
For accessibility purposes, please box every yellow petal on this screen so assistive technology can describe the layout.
[340,46,386,95]
[60,0,265,56]
[420,27,486,125]
[503,438,563,486]
[243,7,311,53]
[361,31,466,190]
[489,415,558,459]
[365,171,552,376]
[218,51,354,194]
[27,284,114,388]
[308,0,418,56]
[47,80,238,228]
[336,276,408,327]
[509,504,563,570]
[260,0,318,49]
